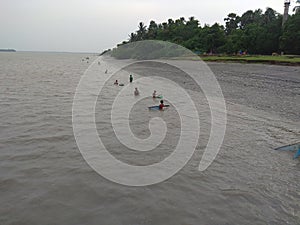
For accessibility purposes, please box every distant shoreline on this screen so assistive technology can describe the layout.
[0,50,100,54]
[0,49,16,52]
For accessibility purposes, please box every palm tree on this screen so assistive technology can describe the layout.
[129,32,137,42]
[293,0,300,13]
[187,16,199,27]
[137,22,147,40]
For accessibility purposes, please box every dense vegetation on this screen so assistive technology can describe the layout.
[118,8,300,55]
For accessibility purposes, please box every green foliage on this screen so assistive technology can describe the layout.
[224,13,240,35]
[121,8,300,56]
[280,12,300,54]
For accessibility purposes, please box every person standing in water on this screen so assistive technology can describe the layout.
[159,100,165,110]
[129,74,133,83]
[134,87,139,96]
[152,90,157,98]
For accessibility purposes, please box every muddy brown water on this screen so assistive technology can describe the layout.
[0,52,299,225]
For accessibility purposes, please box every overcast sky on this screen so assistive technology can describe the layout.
[0,0,295,53]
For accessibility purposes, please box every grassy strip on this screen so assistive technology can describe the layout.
[199,55,300,65]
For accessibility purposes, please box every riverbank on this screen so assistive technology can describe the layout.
[200,55,300,66]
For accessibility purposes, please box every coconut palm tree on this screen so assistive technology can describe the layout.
[137,22,147,40]
[293,0,300,13]
[129,32,137,42]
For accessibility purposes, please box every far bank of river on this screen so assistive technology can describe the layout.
[0,49,16,52]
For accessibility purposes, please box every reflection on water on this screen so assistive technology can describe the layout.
[0,52,299,224]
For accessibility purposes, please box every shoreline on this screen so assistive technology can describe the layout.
[166,55,300,66]
[200,57,300,66]
[108,54,300,67]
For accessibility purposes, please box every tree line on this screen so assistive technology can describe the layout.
[120,8,300,55]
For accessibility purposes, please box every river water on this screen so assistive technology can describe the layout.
[0,52,299,225]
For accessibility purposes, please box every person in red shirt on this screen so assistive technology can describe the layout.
[159,100,164,110]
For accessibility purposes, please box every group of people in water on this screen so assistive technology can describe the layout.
[114,74,166,110]
[114,74,133,86]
